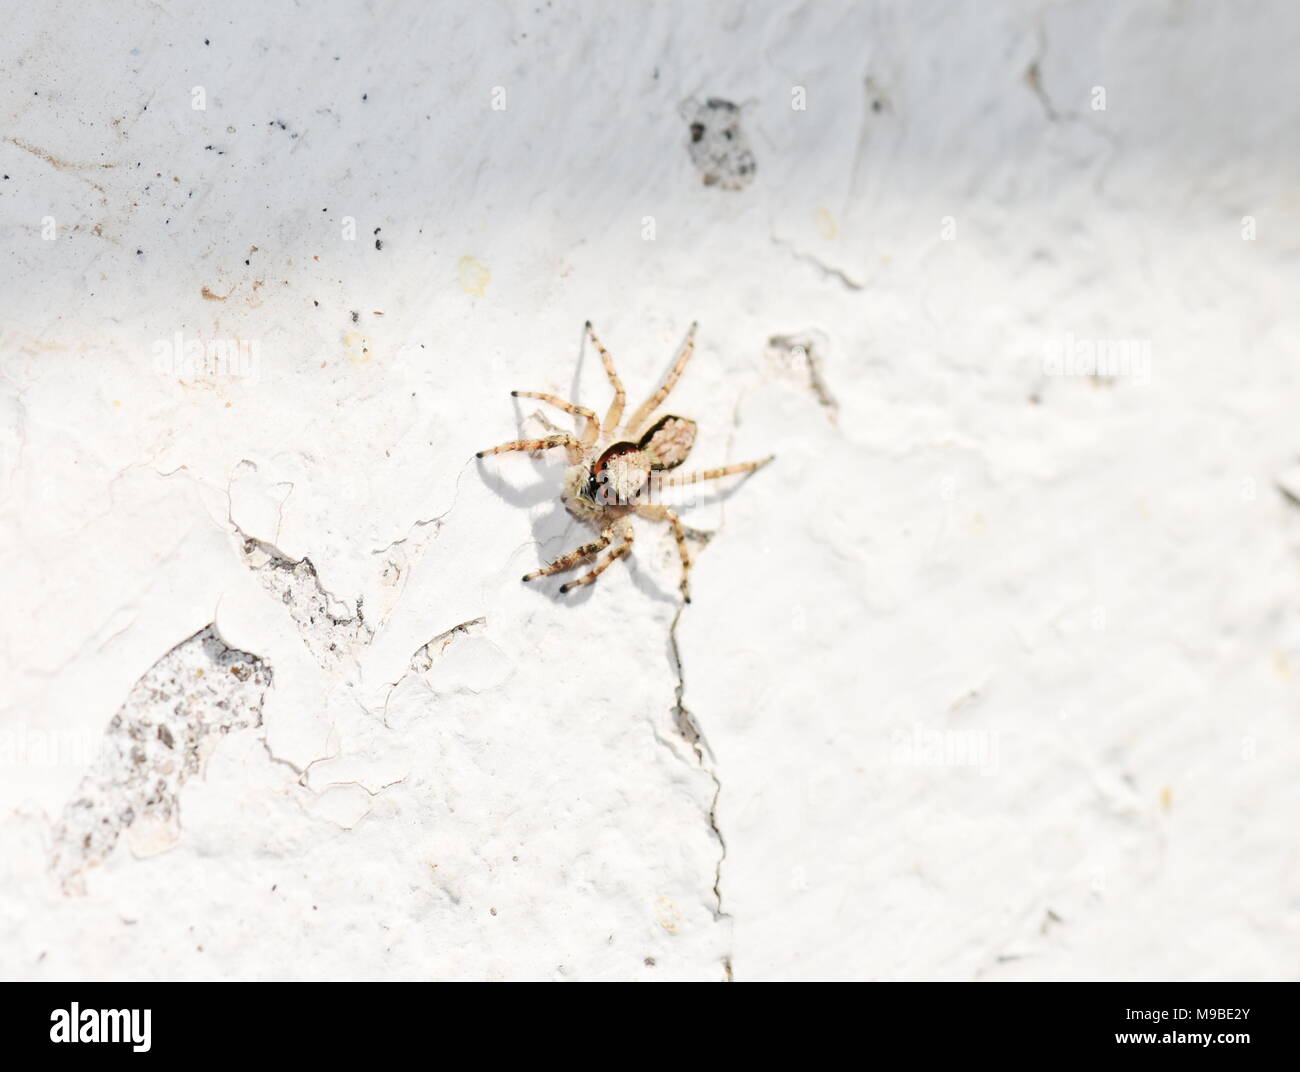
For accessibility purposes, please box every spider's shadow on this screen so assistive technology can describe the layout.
[569,321,590,414]
[477,456,686,607]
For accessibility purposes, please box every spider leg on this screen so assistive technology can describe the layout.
[585,321,626,436]
[522,529,613,582]
[559,527,635,594]
[512,391,600,446]
[665,455,774,486]
[629,321,697,435]
[637,504,693,602]
[476,433,583,464]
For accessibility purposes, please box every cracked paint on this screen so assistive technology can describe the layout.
[49,625,272,895]
[237,534,372,672]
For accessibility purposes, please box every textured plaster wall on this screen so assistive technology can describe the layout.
[1,1,1297,981]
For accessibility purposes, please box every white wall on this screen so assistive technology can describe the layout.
[1,0,1297,980]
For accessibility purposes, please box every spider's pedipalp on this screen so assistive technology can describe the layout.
[629,321,697,435]
[585,321,626,436]
[476,433,583,464]
[559,527,635,594]
[511,390,600,446]
[523,528,613,581]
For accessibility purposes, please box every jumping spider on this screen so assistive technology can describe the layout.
[477,321,773,602]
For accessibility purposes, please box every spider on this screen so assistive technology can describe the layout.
[476,320,773,602]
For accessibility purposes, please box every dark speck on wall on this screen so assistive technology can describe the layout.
[684,97,757,191]
[204,38,210,45]
[362,93,368,102]
[350,311,359,323]
[375,239,382,250]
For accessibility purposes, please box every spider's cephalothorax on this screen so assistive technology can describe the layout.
[477,321,772,602]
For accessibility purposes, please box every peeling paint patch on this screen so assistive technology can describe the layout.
[238,535,372,671]
[683,97,756,190]
[408,617,512,693]
[409,617,486,673]
[50,624,272,894]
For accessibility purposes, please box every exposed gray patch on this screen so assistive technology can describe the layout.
[50,624,272,894]
[238,534,372,671]
[683,97,756,190]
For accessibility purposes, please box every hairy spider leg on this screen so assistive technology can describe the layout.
[663,456,774,486]
[476,433,583,464]
[585,321,626,436]
[559,527,635,594]
[511,390,600,447]
[629,321,697,436]
[522,529,614,582]
[636,504,694,602]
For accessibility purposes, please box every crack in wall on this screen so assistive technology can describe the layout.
[1023,22,1060,123]
[379,616,493,726]
[667,606,731,930]
[409,616,487,674]
[49,623,272,894]
[1021,15,1120,195]
[767,331,840,424]
[769,233,865,291]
